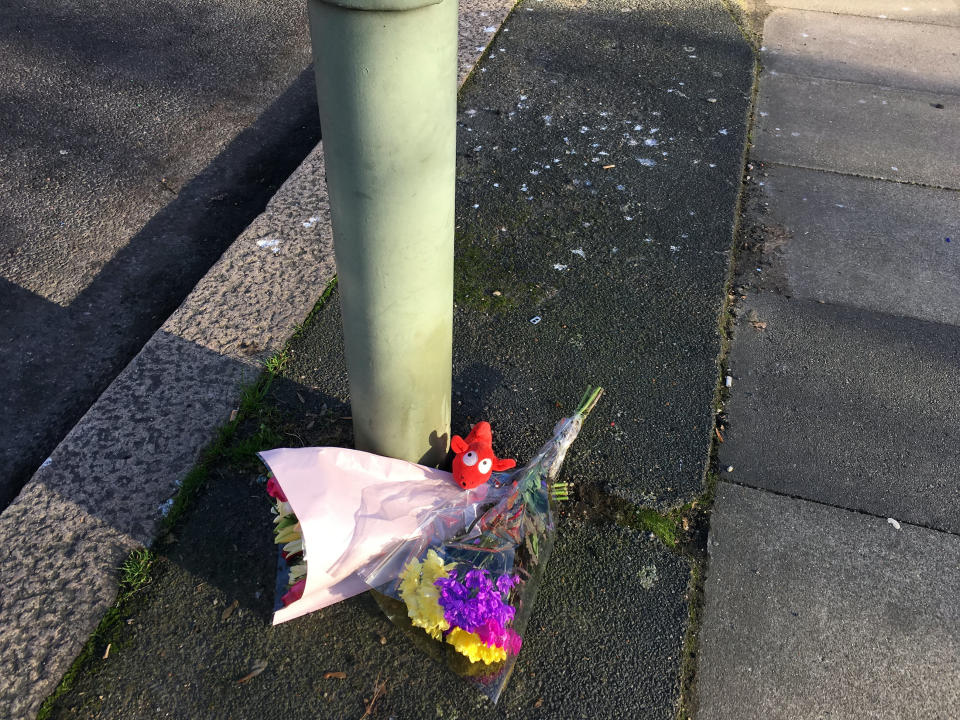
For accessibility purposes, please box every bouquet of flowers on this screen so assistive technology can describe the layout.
[361,386,602,699]
[260,387,603,701]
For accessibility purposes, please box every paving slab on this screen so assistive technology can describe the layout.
[762,8,960,94]
[719,291,960,534]
[697,482,960,720]
[768,0,960,27]
[753,72,960,188]
[752,163,960,326]
[0,3,516,716]
[287,0,754,509]
[41,452,692,720]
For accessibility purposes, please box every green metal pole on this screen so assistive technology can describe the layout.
[307,0,456,465]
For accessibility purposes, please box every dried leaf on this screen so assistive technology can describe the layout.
[534,698,544,708]
[237,660,268,684]
[229,409,238,422]
[102,643,111,660]
[602,164,615,169]
[324,671,347,679]
[221,599,239,621]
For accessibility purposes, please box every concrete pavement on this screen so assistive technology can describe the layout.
[0,2,515,716]
[24,0,755,717]
[696,2,960,717]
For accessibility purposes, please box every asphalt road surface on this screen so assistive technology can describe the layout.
[0,0,320,508]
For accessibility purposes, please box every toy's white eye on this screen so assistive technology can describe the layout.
[463,451,478,466]
[478,458,493,474]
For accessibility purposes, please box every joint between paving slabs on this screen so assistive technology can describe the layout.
[759,158,960,194]
[722,0,771,51]
[668,60,761,716]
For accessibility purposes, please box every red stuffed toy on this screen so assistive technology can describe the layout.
[451,421,516,489]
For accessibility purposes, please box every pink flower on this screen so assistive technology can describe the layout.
[281,578,306,606]
[266,475,287,502]
[475,618,522,654]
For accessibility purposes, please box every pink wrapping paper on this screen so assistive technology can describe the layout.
[258,447,487,625]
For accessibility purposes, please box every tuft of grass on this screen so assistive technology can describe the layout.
[36,548,157,719]
[119,549,154,594]
[264,349,290,375]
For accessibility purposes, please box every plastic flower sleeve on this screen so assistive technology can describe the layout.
[258,446,492,625]
[362,387,603,702]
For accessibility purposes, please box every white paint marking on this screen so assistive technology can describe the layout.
[256,238,281,254]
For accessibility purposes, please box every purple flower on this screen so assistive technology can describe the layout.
[496,574,517,595]
[435,567,517,633]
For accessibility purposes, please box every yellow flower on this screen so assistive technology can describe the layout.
[446,628,507,664]
[398,551,455,640]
